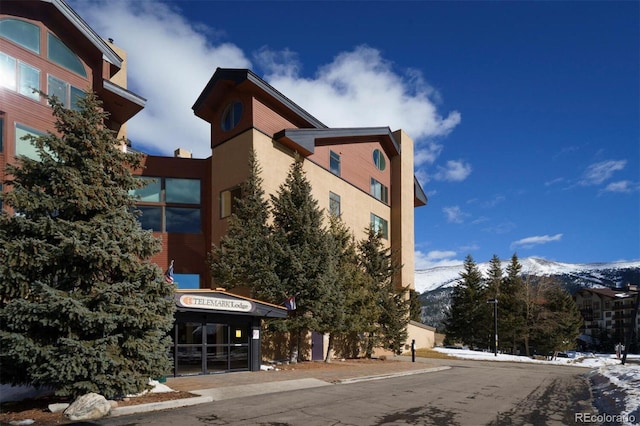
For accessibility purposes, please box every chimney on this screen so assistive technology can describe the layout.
[174,148,192,159]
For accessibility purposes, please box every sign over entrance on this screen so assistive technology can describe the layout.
[178,294,254,312]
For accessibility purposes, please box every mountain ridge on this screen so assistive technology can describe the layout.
[414,257,640,294]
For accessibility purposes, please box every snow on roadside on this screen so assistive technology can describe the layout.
[434,347,640,424]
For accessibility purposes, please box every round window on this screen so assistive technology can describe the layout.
[373,149,386,171]
[221,101,243,131]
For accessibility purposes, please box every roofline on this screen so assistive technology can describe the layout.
[103,79,147,107]
[192,68,327,129]
[273,127,401,156]
[415,177,428,206]
[44,0,123,66]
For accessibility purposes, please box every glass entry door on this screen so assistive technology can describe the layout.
[175,321,249,375]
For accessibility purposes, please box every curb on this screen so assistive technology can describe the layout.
[336,366,451,384]
[109,395,214,417]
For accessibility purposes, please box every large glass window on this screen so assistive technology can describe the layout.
[329,192,341,217]
[18,62,39,99]
[15,123,43,160]
[0,19,40,54]
[370,178,389,204]
[47,33,87,77]
[166,207,200,233]
[330,150,341,176]
[47,74,84,109]
[130,177,161,202]
[166,178,200,204]
[132,176,201,233]
[370,213,389,239]
[0,52,40,100]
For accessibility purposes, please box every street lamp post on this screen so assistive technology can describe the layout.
[487,299,498,356]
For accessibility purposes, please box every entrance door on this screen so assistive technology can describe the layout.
[311,331,324,361]
[175,321,250,375]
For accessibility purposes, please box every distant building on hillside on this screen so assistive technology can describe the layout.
[573,285,639,352]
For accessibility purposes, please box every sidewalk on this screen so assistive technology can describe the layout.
[110,357,448,417]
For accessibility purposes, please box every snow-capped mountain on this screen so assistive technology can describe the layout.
[414,257,640,294]
[415,257,640,330]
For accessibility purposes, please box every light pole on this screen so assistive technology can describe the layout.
[487,299,498,356]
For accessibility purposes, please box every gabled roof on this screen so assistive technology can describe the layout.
[193,68,326,129]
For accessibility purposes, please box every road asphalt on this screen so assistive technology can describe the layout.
[109,356,446,418]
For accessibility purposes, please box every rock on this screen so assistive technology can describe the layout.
[47,402,70,413]
[64,393,111,421]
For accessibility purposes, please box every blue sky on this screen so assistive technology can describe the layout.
[71,0,639,268]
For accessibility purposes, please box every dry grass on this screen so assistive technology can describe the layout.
[402,348,454,360]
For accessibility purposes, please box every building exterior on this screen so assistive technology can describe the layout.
[0,0,145,186]
[3,1,430,375]
[574,285,639,351]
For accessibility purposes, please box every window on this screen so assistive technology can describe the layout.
[370,178,389,203]
[47,33,87,77]
[174,274,200,290]
[166,178,200,204]
[329,192,341,217]
[166,207,200,233]
[221,101,242,131]
[15,123,43,160]
[131,177,201,233]
[0,19,40,54]
[0,183,3,211]
[47,74,84,109]
[373,149,386,171]
[0,116,3,152]
[330,150,341,176]
[370,213,388,239]
[0,52,40,100]
[220,187,242,218]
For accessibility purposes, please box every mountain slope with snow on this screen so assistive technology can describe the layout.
[414,258,640,294]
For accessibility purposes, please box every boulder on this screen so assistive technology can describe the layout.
[64,393,111,421]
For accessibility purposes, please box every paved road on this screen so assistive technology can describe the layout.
[93,359,595,426]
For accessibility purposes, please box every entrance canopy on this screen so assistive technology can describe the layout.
[174,289,288,318]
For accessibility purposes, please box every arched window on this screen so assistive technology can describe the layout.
[47,33,87,77]
[221,101,243,131]
[0,19,40,54]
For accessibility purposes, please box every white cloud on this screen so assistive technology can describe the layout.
[581,160,626,186]
[602,180,639,193]
[510,233,563,250]
[73,1,461,170]
[415,250,462,269]
[443,206,468,224]
[72,0,251,158]
[432,160,472,182]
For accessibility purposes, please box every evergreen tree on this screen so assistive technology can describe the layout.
[409,289,423,323]
[486,254,503,300]
[208,150,278,299]
[0,93,175,399]
[444,255,489,349]
[500,253,526,353]
[270,155,332,361]
[358,227,408,356]
[530,280,583,355]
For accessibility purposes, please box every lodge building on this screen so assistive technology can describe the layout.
[1,0,431,376]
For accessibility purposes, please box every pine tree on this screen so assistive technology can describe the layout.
[208,150,278,299]
[358,227,408,356]
[270,155,332,361]
[500,253,526,353]
[0,93,175,399]
[530,280,583,355]
[444,255,489,349]
[486,254,503,300]
[409,289,422,323]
